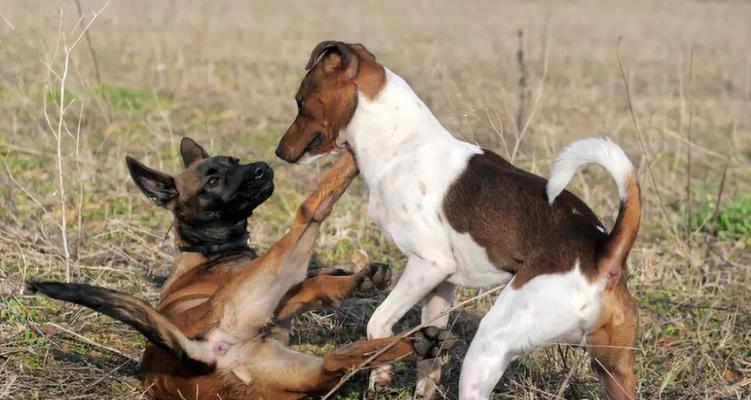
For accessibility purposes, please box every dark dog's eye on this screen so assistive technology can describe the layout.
[206,177,219,187]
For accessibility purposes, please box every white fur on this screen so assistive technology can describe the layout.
[299,147,344,165]
[447,231,512,287]
[297,152,326,165]
[341,69,514,395]
[546,137,634,204]
[459,263,605,400]
[340,68,611,399]
[342,69,507,287]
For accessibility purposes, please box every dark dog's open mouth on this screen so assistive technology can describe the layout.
[232,182,274,214]
[244,181,273,199]
[235,179,274,207]
[258,181,274,199]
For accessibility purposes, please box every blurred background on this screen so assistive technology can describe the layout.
[0,1,749,398]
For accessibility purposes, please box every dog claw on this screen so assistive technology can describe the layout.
[353,263,392,297]
[411,327,456,360]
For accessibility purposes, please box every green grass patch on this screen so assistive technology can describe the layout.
[692,194,751,240]
[47,85,76,108]
[95,85,171,113]
[0,296,59,344]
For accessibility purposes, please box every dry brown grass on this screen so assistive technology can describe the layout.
[1,0,750,399]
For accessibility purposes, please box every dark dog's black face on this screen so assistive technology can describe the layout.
[177,155,274,225]
[125,138,274,230]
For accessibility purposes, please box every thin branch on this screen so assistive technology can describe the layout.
[321,285,506,399]
[75,100,85,259]
[74,0,112,122]
[47,322,137,362]
[67,1,111,52]
[616,38,680,241]
[2,158,49,214]
[0,12,14,30]
[555,349,587,399]
[592,357,635,400]
[46,0,110,282]
[661,128,731,161]
[54,49,72,282]
[708,163,729,237]
[483,103,509,157]
[511,27,550,163]
[685,50,694,239]
[515,29,528,134]
[0,373,17,400]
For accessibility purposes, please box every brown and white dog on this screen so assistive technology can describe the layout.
[276,41,641,400]
[28,138,454,400]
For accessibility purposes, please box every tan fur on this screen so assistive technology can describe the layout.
[275,273,361,319]
[140,151,421,400]
[598,172,642,290]
[587,283,638,400]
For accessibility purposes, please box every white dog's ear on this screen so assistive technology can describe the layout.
[306,41,359,80]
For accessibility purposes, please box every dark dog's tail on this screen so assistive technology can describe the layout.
[27,281,216,367]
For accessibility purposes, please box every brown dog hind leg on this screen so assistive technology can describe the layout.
[275,263,392,319]
[587,285,638,400]
[243,327,455,396]
[320,326,456,389]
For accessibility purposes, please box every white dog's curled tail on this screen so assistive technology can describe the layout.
[546,137,641,289]
[546,137,634,205]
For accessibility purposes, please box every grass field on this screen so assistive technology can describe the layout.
[1,0,750,399]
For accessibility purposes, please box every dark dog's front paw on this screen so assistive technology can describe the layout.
[411,326,456,360]
[353,263,392,297]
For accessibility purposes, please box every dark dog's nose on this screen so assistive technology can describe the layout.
[253,162,271,180]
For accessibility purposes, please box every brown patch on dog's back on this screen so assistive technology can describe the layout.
[443,150,608,287]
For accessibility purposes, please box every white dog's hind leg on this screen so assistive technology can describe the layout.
[415,281,455,399]
[367,256,452,391]
[459,268,603,400]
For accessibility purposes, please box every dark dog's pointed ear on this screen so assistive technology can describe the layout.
[126,156,178,207]
[306,41,359,80]
[180,137,210,168]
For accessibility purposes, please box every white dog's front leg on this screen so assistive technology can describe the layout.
[366,256,452,391]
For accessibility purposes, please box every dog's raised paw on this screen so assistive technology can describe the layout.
[354,263,392,297]
[411,326,456,360]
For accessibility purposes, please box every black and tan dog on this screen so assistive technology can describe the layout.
[28,138,454,400]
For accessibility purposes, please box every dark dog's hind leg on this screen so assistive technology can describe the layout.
[275,263,392,319]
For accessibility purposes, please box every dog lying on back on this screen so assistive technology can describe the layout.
[28,137,454,400]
